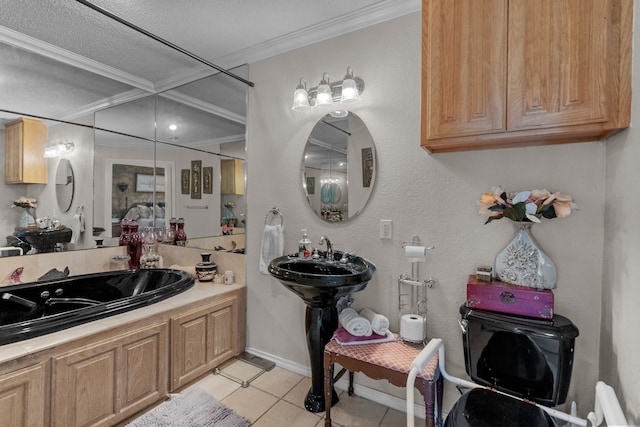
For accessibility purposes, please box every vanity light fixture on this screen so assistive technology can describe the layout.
[292,67,364,112]
[44,139,75,158]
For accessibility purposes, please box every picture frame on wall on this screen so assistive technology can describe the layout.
[203,166,213,194]
[191,160,202,199]
[362,147,373,188]
[181,169,190,194]
[306,177,315,195]
[136,174,155,192]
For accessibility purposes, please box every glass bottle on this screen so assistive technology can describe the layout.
[175,218,187,246]
[127,221,142,269]
[119,218,131,247]
[168,217,178,245]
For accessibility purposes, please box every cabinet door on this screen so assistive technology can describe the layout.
[422,0,507,139]
[4,118,48,184]
[171,296,238,390]
[0,362,47,427]
[52,323,168,427]
[507,0,608,130]
[221,159,245,195]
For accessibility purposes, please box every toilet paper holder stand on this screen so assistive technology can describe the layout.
[398,236,435,345]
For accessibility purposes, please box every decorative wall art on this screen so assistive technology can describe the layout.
[203,166,213,194]
[191,160,202,199]
[362,147,373,187]
[136,174,155,192]
[181,169,190,194]
[306,177,315,195]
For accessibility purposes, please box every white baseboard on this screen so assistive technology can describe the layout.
[245,346,427,420]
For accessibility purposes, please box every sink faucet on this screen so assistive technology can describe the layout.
[319,236,333,260]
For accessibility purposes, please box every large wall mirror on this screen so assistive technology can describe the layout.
[302,112,376,222]
[0,22,247,254]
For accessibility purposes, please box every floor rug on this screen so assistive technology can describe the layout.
[126,388,250,427]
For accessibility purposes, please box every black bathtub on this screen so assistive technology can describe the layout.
[0,268,194,346]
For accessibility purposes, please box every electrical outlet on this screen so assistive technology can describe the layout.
[380,219,392,239]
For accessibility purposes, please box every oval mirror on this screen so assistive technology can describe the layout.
[302,112,376,222]
[56,158,75,212]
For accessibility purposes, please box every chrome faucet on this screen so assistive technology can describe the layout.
[319,236,333,260]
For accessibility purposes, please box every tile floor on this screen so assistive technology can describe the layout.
[187,365,415,427]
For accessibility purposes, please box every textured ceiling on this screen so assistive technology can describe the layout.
[0,0,419,143]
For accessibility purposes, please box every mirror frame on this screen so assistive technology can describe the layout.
[301,112,377,223]
[55,158,75,213]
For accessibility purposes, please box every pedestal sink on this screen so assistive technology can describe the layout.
[268,251,376,412]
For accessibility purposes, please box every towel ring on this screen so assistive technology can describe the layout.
[264,207,284,226]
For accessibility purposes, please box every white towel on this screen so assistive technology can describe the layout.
[259,223,284,274]
[70,214,81,244]
[339,308,372,337]
[359,308,390,335]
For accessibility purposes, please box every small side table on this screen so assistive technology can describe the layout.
[324,337,442,427]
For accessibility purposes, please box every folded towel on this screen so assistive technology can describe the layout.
[359,308,390,336]
[333,327,395,345]
[259,223,284,274]
[339,308,372,337]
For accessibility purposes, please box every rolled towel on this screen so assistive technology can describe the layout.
[359,308,390,336]
[339,308,372,337]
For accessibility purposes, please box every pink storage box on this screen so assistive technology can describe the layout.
[466,275,554,319]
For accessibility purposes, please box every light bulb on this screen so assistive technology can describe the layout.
[340,67,360,104]
[292,78,310,111]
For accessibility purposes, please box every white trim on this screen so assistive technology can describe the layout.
[244,345,427,421]
[57,89,154,122]
[159,91,246,125]
[0,25,155,92]
[214,0,421,67]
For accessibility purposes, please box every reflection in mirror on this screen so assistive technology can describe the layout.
[155,66,247,246]
[0,40,247,254]
[302,112,376,222]
[55,159,74,213]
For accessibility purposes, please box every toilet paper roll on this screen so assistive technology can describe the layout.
[400,314,426,342]
[405,245,427,263]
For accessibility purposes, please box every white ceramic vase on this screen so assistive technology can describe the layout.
[494,221,557,289]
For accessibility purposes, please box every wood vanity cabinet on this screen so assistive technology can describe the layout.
[4,117,48,183]
[51,322,168,427]
[421,0,632,153]
[170,294,239,390]
[0,361,47,427]
[221,159,244,195]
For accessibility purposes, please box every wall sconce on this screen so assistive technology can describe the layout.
[292,67,364,112]
[44,139,75,158]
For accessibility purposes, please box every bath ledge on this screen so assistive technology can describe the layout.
[0,282,245,365]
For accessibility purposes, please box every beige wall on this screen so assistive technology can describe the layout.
[601,3,640,425]
[246,12,608,414]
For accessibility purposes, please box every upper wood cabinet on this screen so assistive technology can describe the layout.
[421,0,632,153]
[4,117,48,183]
[221,159,245,195]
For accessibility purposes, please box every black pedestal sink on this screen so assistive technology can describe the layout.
[268,251,376,412]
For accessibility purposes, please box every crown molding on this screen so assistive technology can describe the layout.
[159,91,246,125]
[0,25,155,92]
[215,0,421,67]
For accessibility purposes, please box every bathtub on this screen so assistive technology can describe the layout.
[0,268,194,346]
